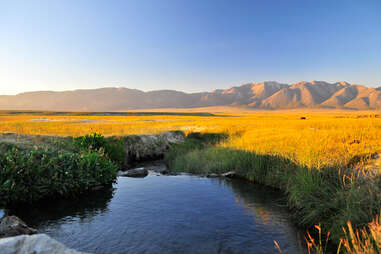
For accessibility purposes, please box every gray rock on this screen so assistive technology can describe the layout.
[121,168,149,178]
[0,234,88,254]
[123,131,185,164]
[206,173,219,178]
[149,164,168,174]
[0,216,37,238]
[221,171,236,178]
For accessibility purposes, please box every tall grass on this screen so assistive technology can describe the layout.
[166,133,381,250]
[304,214,381,254]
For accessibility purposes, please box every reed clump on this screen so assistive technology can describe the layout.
[303,214,381,254]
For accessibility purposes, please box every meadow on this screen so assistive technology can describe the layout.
[1,109,380,170]
[0,109,380,252]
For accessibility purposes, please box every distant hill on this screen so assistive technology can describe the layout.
[1,81,381,111]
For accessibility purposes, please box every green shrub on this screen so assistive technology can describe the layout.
[0,145,118,206]
[73,132,106,151]
[74,133,125,168]
[104,137,125,168]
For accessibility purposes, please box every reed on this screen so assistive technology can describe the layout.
[165,132,381,250]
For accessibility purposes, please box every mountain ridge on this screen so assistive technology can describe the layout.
[1,81,381,111]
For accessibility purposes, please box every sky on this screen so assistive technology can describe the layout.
[0,0,380,95]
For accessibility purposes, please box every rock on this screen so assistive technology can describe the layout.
[163,131,185,143]
[123,131,185,164]
[221,171,236,178]
[0,234,88,254]
[121,168,148,178]
[206,173,219,178]
[126,161,169,175]
[148,164,168,174]
[0,216,37,238]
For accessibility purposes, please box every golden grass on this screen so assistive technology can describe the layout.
[0,110,380,169]
[1,109,380,252]
[303,214,381,254]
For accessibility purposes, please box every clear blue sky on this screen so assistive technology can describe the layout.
[1,0,380,94]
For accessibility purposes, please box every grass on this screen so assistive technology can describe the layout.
[0,110,380,171]
[304,215,381,254]
[0,109,380,251]
[165,133,381,247]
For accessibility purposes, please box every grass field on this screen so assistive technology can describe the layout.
[1,109,380,171]
[1,109,380,252]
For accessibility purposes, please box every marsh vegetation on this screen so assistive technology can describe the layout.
[0,110,380,253]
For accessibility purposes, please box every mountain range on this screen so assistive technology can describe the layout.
[1,81,381,111]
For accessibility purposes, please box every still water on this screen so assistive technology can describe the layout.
[12,172,304,254]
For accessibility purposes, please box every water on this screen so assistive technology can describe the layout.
[10,171,304,254]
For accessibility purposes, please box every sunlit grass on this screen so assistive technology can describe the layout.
[0,111,380,170]
[1,110,380,251]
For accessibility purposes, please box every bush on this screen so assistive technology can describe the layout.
[74,133,125,168]
[104,138,125,168]
[73,133,106,151]
[0,145,118,206]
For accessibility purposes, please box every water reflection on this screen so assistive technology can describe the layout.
[10,186,114,228]
[209,177,304,251]
[10,173,304,254]
[224,178,287,225]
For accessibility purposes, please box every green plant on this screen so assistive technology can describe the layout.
[164,132,228,168]
[74,133,125,168]
[104,138,125,168]
[73,132,106,151]
[0,144,118,206]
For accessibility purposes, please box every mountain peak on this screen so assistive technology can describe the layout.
[336,81,349,86]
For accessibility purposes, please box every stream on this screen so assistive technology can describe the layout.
[7,163,305,254]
